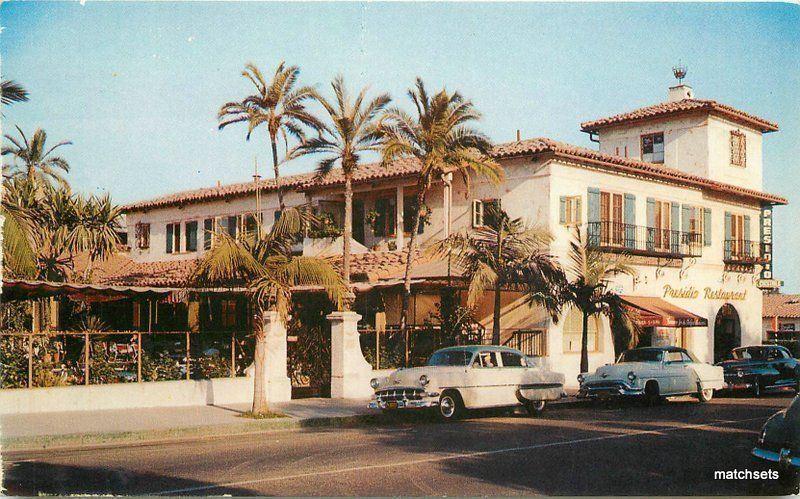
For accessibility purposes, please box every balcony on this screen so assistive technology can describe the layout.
[586,221,702,258]
[724,240,764,264]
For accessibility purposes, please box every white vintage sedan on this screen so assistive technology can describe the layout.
[369,345,565,420]
[578,346,724,404]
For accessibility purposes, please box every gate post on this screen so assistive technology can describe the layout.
[251,311,292,402]
[329,311,373,399]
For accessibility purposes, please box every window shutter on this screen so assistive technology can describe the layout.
[744,215,751,242]
[559,196,567,224]
[575,197,582,224]
[703,208,712,246]
[174,223,181,253]
[587,188,600,223]
[472,200,483,227]
[724,212,732,241]
[203,219,213,250]
[623,193,635,249]
[670,202,679,232]
[681,204,691,234]
[166,224,173,253]
[646,198,656,251]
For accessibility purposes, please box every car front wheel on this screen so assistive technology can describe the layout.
[437,391,464,421]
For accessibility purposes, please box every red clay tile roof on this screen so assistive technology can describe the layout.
[580,98,779,133]
[302,157,422,191]
[71,252,200,288]
[123,135,786,214]
[494,137,788,205]
[764,294,800,319]
[122,172,317,212]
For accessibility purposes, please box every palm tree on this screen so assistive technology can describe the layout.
[194,208,345,414]
[1,178,37,277]
[430,205,564,345]
[293,76,390,301]
[561,228,638,374]
[1,79,29,106]
[2,126,71,187]
[78,194,123,280]
[378,78,504,335]
[218,62,323,211]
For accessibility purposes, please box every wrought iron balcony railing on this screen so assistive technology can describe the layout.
[724,239,764,264]
[586,221,703,258]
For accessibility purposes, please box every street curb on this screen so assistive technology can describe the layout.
[1,413,384,454]
[2,397,587,454]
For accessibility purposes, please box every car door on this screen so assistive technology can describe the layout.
[467,351,504,408]
[499,350,527,406]
[664,350,693,394]
[773,348,796,386]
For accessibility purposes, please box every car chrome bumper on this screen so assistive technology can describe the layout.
[723,381,754,391]
[578,384,644,398]
[752,446,800,468]
[368,399,439,410]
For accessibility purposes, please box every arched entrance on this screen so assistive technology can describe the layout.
[714,303,742,363]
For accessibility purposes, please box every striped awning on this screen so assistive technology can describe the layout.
[621,295,708,328]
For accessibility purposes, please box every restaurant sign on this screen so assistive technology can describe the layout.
[663,285,746,301]
[760,206,773,280]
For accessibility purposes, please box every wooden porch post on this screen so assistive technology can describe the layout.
[185,331,191,380]
[230,331,235,378]
[27,332,33,388]
[375,330,380,370]
[84,331,90,385]
[137,331,142,383]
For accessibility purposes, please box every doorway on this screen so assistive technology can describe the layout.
[713,303,741,363]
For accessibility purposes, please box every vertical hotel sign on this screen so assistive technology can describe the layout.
[760,206,773,279]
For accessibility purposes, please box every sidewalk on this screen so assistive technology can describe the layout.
[0,398,374,452]
[1,392,582,452]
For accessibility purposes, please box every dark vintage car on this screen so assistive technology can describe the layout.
[717,345,800,397]
[753,395,800,482]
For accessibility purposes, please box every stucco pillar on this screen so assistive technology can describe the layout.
[245,311,292,402]
[395,185,404,251]
[329,311,373,399]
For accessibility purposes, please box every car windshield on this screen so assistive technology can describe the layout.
[618,349,664,363]
[427,350,473,366]
[732,347,769,360]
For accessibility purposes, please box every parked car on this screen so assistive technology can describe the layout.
[577,346,724,404]
[368,345,565,421]
[753,395,800,480]
[717,345,800,397]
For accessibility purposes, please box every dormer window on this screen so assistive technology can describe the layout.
[730,130,746,167]
[641,132,664,163]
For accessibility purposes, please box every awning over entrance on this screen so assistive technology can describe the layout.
[621,295,708,328]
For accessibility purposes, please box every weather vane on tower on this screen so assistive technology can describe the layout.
[672,62,688,84]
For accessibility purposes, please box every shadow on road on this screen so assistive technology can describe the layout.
[367,396,798,496]
[3,461,260,496]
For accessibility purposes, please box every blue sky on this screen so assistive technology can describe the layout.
[2,1,799,290]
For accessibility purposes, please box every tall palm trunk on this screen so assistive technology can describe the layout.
[270,136,285,211]
[492,286,502,345]
[252,313,269,413]
[342,175,353,305]
[580,309,590,374]
[491,222,503,345]
[399,184,428,349]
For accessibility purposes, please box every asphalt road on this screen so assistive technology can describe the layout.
[3,394,798,496]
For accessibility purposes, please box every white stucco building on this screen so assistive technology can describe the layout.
[103,82,788,390]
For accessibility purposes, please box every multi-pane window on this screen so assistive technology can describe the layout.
[562,307,599,353]
[653,200,672,250]
[166,222,181,254]
[185,220,198,252]
[641,132,664,163]
[135,222,150,250]
[374,197,396,237]
[561,196,581,226]
[730,131,746,167]
[472,199,501,227]
[688,206,704,243]
[599,191,624,245]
